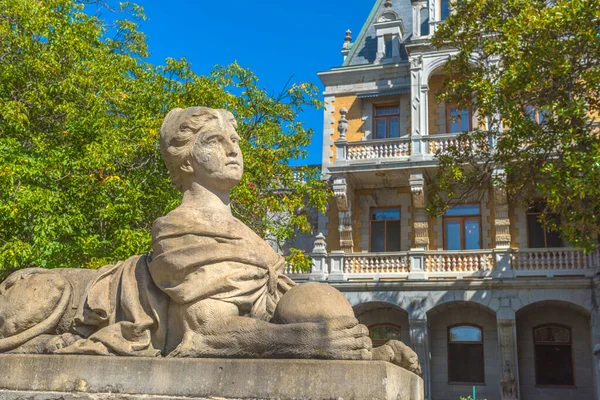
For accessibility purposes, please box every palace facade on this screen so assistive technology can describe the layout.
[286,1,600,399]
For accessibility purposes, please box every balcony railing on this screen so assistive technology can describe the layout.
[511,247,598,276]
[344,252,410,275]
[285,246,599,281]
[346,138,411,161]
[425,250,495,274]
[334,133,488,166]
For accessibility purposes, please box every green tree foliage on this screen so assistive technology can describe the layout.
[0,0,328,279]
[429,0,600,250]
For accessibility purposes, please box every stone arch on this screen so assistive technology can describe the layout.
[421,56,450,87]
[516,299,592,318]
[513,290,593,315]
[427,299,497,318]
[421,54,480,87]
[423,291,497,317]
[352,301,410,346]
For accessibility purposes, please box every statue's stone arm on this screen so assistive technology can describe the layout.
[168,298,372,360]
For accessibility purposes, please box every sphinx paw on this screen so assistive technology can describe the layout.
[372,340,421,375]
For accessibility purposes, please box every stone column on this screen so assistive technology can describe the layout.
[497,317,520,400]
[412,3,420,38]
[410,55,428,160]
[409,319,431,400]
[428,0,436,34]
[409,172,429,279]
[410,55,424,137]
[332,177,353,253]
[492,169,513,278]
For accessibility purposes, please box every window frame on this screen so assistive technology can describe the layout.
[369,323,402,348]
[373,103,401,139]
[447,323,485,384]
[438,0,451,21]
[369,206,402,252]
[445,104,473,134]
[443,203,482,250]
[533,324,575,387]
[526,202,563,248]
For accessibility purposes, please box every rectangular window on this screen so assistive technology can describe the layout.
[370,207,401,252]
[446,105,472,133]
[420,8,430,36]
[525,106,547,124]
[527,202,563,248]
[444,204,481,250]
[374,105,400,139]
[384,36,393,58]
[440,0,451,21]
[448,325,485,384]
[534,325,574,386]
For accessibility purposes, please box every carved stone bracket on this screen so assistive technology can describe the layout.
[410,172,429,250]
[500,360,518,400]
[332,177,354,252]
[498,319,520,400]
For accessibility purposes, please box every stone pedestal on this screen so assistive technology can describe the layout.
[0,355,424,400]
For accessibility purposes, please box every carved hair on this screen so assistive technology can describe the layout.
[159,106,237,192]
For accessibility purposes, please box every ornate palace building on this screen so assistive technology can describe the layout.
[286,1,600,399]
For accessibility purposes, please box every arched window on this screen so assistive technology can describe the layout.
[448,325,484,383]
[534,325,574,386]
[369,324,401,347]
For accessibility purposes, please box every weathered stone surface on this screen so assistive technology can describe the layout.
[273,282,355,323]
[0,355,424,400]
[0,106,418,373]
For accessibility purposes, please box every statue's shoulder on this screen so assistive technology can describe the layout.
[152,206,224,240]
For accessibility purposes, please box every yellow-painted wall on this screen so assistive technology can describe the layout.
[325,197,340,251]
[509,203,519,248]
[428,75,446,135]
[330,95,363,164]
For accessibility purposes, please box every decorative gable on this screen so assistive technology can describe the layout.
[343,0,413,66]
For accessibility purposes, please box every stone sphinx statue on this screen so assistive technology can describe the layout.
[0,107,420,373]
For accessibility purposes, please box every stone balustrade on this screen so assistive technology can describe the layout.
[334,133,489,166]
[346,138,411,161]
[286,246,599,281]
[425,250,495,274]
[344,252,410,274]
[511,247,599,276]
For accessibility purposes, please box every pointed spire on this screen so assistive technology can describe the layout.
[341,29,352,62]
[342,29,352,49]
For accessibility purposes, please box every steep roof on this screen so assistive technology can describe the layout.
[343,0,413,67]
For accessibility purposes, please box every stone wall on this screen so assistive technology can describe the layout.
[428,303,501,400]
[517,303,595,400]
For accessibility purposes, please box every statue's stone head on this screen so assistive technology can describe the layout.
[160,107,243,193]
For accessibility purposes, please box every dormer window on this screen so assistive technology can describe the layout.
[374,4,404,63]
[384,35,393,58]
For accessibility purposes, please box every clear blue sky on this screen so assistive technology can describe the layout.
[128,0,374,166]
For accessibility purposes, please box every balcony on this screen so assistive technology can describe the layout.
[332,133,487,171]
[285,246,599,282]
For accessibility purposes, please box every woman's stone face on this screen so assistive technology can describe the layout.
[190,116,244,192]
